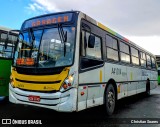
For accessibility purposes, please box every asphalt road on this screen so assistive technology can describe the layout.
[1,87,160,127]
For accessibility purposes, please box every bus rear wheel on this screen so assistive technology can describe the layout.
[105,84,116,116]
[146,80,150,96]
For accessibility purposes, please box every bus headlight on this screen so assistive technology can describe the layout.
[10,75,15,88]
[60,74,74,92]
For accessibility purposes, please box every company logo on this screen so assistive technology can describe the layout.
[1,119,42,125]
[2,119,11,124]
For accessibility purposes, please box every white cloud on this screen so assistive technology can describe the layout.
[27,4,36,11]
[26,2,49,15]
[33,0,60,12]
[26,0,160,54]
[30,0,160,36]
[126,35,160,55]
[32,3,44,11]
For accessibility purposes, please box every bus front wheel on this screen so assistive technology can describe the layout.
[0,96,6,102]
[105,84,116,116]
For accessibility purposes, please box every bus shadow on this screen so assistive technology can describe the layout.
[114,92,150,114]
[6,93,154,127]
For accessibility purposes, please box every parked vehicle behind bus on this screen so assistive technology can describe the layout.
[0,26,18,101]
[158,67,160,85]
[9,11,158,115]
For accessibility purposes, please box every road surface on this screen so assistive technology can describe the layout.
[1,86,160,127]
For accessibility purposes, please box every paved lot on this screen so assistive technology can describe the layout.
[1,86,160,127]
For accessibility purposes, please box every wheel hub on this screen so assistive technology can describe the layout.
[108,91,115,108]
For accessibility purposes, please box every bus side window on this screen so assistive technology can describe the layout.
[140,52,146,68]
[151,57,156,69]
[106,35,119,61]
[0,33,13,58]
[146,55,151,69]
[119,41,130,63]
[131,47,139,65]
[80,30,103,69]
[0,33,7,42]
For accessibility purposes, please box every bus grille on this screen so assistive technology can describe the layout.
[15,78,61,84]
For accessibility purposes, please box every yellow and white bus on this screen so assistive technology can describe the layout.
[9,11,157,115]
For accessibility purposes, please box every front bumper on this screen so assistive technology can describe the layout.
[9,84,77,112]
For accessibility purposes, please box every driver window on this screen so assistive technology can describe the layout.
[80,30,103,69]
[85,32,102,59]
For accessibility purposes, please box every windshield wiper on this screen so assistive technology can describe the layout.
[57,24,67,56]
[29,28,35,56]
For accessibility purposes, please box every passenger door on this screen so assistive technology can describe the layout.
[78,26,104,110]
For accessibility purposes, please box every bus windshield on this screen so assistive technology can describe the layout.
[14,26,75,68]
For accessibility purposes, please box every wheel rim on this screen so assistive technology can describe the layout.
[107,90,115,110]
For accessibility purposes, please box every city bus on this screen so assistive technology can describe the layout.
[0,26,18,101]
[9,11,157,115]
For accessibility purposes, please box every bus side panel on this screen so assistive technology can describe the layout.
[77,85,88,111]
[127,66,142,95]
[78,67,105,110]
[141,69,148,92]
[105,63,128,99]
[150,70,158,89]
[144,69,151,89]
[0,59,12,96]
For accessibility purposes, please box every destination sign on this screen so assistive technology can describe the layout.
[23,13,73,29]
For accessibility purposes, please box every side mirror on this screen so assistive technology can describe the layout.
[88,35,95,48]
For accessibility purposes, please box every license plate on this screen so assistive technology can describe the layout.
[28,95,40,102]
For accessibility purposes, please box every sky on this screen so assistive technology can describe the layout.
[0,0,160,55]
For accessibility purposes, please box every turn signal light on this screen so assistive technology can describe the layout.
[81,92,85,96]
[62,83,68,89]
[10,75,15,87]
[68,83,71,87]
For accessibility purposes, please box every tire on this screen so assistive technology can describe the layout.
[0,96,6,102]
[146,80,150,96]
[105,84,116,116]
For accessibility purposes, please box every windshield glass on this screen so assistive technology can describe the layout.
[14,26,75,68]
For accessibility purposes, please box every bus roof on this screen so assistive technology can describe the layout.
[0,26,19,35]
[0,26,12,31]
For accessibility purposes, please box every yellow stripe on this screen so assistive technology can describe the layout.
[97,22,109,32]
[100,70,102,82]
[118,84,121,93]
[97,22,116,35]
[130,72,133,80]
